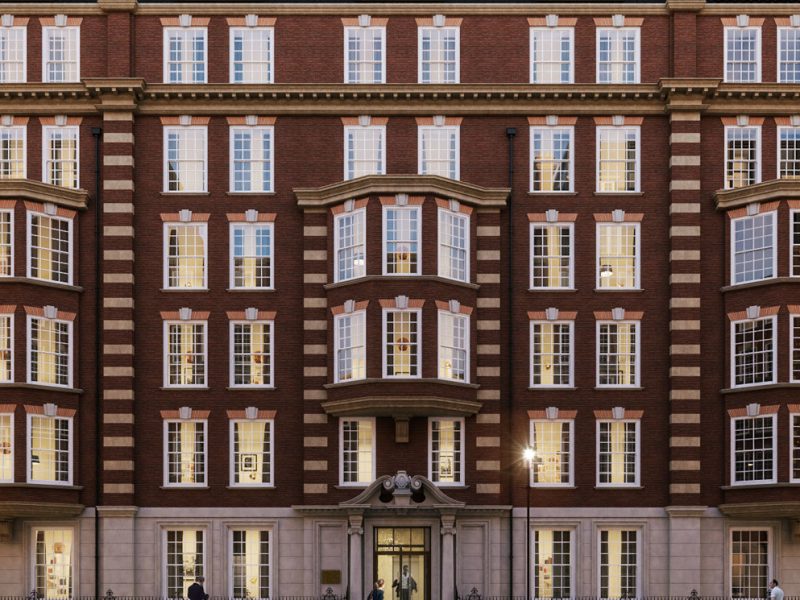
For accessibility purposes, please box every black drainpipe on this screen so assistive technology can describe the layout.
[91,126,103,599]
[504,127,516,598]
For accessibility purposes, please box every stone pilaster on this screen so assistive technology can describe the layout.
[347,512,364,600]
[440,513,457,600]
[97,506,138,596]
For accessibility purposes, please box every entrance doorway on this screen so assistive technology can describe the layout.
[374,527,430,600]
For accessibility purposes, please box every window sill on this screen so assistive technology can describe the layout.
[594,485,644,490]
[225,191,276,196]
[528,386,576,391]
[721,483,799,490]
[0,276,83,292]
[324,377,480,390]
[527,191,578,196]
[159,485,210,490]
[594,386,643,391]
[225,386,277,391]
[720,276,798,292]
[159,386,210,391]
[335,484,369,490]
[160,288,208,292]
[719,382,797,394]
[226,288,277,292]
[226,485,276,490]
[592,192,644,196]
[324,274,480,291]
[593,288,644,292]
[0,482,83,490]
[528,288,577,292]
[159,192,210,196]
[530,485,578,489]
[0,383,83,394]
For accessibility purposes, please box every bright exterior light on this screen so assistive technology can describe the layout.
[523,447,535,463]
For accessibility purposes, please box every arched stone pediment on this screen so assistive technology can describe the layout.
[340,471,464,510]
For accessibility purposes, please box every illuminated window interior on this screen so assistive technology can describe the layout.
[385,207,419,275]
[531,420,571,485]
[534,529,571,598]
[531,322,571,386]
[335,311,366,382]
[730,529,768,598]
[166,322,206,386]
[29,316,70,387]
[0,314,11,382]
[385,310,419,377]
[0,210,10,276]
[598,322,638,386]
[44,127,78,188]
[166,223,206,288]
[597,224,637,288]
[165,529,204,598]
[342,418,373,484]
[600,529,637,599]
[531,224,571,289]
[231,529,270,598]
[0,126,25,177]
[232,420,272,486]
[597,127,638,192]
[34,528,73,599]
[532,128,572,191]
[166,420,205,485]
[438,312,467,382]
[598,420,637,485]
[0,413,12,481]
[232,321,272,386]
[29,415,70,484]
[430,418,462,484]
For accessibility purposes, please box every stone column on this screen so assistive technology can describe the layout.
[441,513,457,600]
[348,513,364,600]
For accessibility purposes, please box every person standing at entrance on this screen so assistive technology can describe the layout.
[769,580,784,600]
[392,565,417,600]
[376,579,386,600]
[187,576,209,600]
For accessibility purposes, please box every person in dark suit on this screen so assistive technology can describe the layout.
[376,578,385,600]
[187,576,209,600]
[392,566,417,600]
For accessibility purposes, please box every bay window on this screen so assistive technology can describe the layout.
[778,126,800,179]
[165,529,205,598]
[438,310,468,382]
[28,414,71,484]
[429,417,463,485]
[230,222,272,289]
[0,411,11,481]
[230,419,273,486]
[731,316,775,387]
[597,419,639,486]
[438,208,468,282]
[731,211,774,284]
[33,529,73,599]
[0,314,12,382]
[28,211,72,284]
[28,315,71,387]
[731,414,776,484]
[334,209,366,282]
[384,309,420,378]
[340,417,375,486]
[334,310,366,383]
[164,27,206,83]
[599,529,638,599]
[231,529,271,599]
[0,210,11,276]
[383,206,420,275]
[164,419,206,486]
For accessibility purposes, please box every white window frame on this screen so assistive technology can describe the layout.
[792,210,800,278]
[334,310,367,383]
[437,310,469,383]
[163,26,207,84]
[730,211,775,285]
[0,209,13,278]
[792,315,800,383]
[229,125,274,193]
[725,125,761,190]
[382,307,422,379]
[428,417,465,486]
[163,222,208,290]
[728,528,772,599]
[229,221,274,290]
[730,315,777,388]
[334,208,367,283]
[229,26,274,84]
[382,205,422,276]
[344,25,386,84]
[595,27,640,84]
[42,125,79,189]
[343,124,386,180]
[339,416,376,487]
[163,125,208,193]
[229,319,274,388]
[0,125,26,178]
[418,125,460,179]
[418,25,460,84]
[596,126,641,193]
[778,26,800,83]
[530,125,574,193]
[163,419,207,488]
[730,414,777,486]
[42,26,80,83]
[724,26,762,83]
[31,527,77,599]
[0,25,27,83]
[228,527,274,600]
[438,207,470,282]
[26,315,73,388]
[229,419,275,487]
[596,222,641,290]
[530,27,574,84]
[778,125,800,180]
[596,320,640,388]
[0,411,12,481]
[596,419,640,487]
[530,320,574,388]
[528,418,574,487]
[163,319,207,388]
[27,210,74,286]
[532,528,574,599]
[791,410,800,484]
[529,222,574,290]
[598,527,640,599]
[26,413,73,485]
[163,528,207,599]
[0,313,14,383]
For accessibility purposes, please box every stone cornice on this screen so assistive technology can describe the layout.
[0,500,85,519]
[0,179,89,211]
[321,395,483,418]
[296,174,509,209]
[714,179,800,211]
[718,501,800,519]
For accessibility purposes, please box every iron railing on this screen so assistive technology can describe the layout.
[10,589,346,600]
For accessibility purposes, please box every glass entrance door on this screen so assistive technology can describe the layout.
[374,527,430,600]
